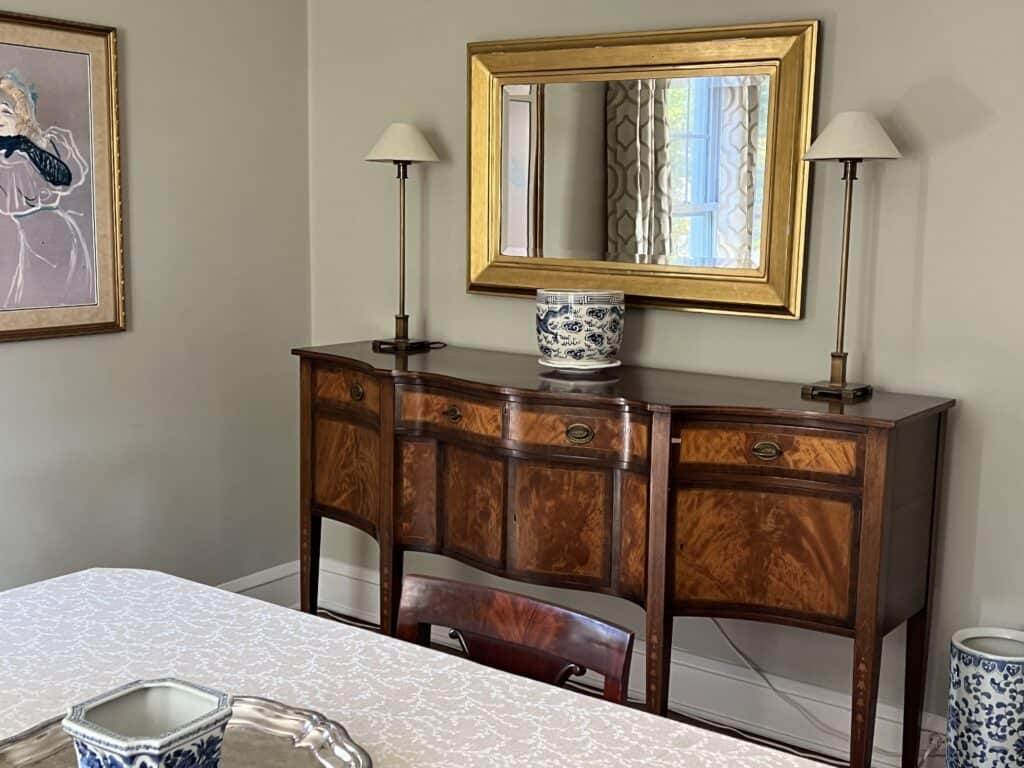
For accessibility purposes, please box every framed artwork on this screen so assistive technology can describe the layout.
[0,12,123,342]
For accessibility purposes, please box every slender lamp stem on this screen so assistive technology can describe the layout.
[829,158,860,388]
[395,160,409,341]
[835,159,859,354]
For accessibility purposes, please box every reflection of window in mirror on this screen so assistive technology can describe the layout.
[663,75,770,268]
[501,74,770,270]
[500,84,543,257]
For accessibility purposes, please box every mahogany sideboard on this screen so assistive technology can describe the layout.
[293,342,953,768]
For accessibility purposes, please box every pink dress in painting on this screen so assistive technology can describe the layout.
[0,125,92,310]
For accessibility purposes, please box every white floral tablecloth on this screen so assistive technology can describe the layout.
[0,569,824,767]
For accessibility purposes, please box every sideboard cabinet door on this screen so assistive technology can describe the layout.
[442,444,507,570]
[508,460,613,589]
[673,486,857,627]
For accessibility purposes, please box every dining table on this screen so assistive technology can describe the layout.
[0,568,827,767]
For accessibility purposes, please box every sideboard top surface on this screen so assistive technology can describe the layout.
[293,342,954,427]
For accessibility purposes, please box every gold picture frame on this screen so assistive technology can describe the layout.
[467,21,818,318]
[0,11,123,342]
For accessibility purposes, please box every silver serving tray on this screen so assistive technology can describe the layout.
[0,696,372,767]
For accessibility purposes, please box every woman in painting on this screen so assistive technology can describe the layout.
[0,70,93,310]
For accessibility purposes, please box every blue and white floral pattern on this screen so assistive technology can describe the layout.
[73,733,225,768]
[948,633,1024,768]
[536,290,624,367]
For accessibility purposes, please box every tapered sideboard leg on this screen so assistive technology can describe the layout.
[850,627,884,768]
[901,609,929,767]
[380,545,404,635]
[300,513,322,614]
[645,409,673,714]
[901,411,946,766]
[645,612,672,714]
[299,357,318,615]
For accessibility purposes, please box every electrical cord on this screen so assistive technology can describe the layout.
[919,732,947,764]
[709,618,946,766]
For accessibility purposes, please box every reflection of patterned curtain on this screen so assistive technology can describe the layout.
[606,80,672,264]
[716,76,760,268]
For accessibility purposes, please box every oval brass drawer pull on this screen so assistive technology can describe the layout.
[751,440,783,461]
[565,423,595,445]
[445,404,463,423]
[349,383,365,402]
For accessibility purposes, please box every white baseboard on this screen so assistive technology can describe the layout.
[222,558,947,767]
[218,561,299,607]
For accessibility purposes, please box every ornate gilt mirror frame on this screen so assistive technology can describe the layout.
[467,21,818,318]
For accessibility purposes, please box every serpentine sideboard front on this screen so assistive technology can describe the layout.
[293,342,953,768]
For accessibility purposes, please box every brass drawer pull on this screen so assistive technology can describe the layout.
[349,383,365,402]
[751,440,783,461]
[565,423,595,445]
[445,404,463,423]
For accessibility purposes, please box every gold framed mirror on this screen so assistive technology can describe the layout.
[467,21,818,318]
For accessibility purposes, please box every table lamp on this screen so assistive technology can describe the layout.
[802,111,901,402]
[365,122,441,353]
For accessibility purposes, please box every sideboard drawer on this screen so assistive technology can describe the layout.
[398,387,504,440]
[673,486,856,623]
[508,404,648,461]
[676,422,862,481]
[314,365,380,417]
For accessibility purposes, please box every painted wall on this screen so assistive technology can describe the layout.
[0,0,309,590]
[308,0,1024,719]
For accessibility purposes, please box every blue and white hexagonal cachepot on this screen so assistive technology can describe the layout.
[948,627,1024,768]
[62,678,232,768]
[535,289,625,369]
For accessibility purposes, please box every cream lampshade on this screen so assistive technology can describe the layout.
[365,122,440,164]
[802,111,901,402]
[804,111,902,161]
[365,123,441,354]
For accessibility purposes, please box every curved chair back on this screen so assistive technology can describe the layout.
[396,574,634,703]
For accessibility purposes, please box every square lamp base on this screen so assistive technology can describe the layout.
[371,338,440,354]
[801,381,873,402]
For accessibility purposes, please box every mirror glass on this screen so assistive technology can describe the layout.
[500,74,771,270]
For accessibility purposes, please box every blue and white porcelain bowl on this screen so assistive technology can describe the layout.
[948,627,1024,768]
[536,289,625,370]
[62,678,232,768]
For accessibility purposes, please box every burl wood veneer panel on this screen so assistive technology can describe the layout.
[313,415,379,528]
[443,445,506,567]
[313,365,380,416]
[674,487,854,620]
[617,472,648,600]
[510,462,611,584]
[507,405,649,461]
[677,424,860,478]
[397,438,438,547]
[400,388,503,440]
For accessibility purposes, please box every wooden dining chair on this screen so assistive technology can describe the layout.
[396,574,635,703]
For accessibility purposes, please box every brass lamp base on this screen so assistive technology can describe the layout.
[372,314,443,354]
[372,338,437,354]
[802,380,873,402]
[802,352,872,402]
